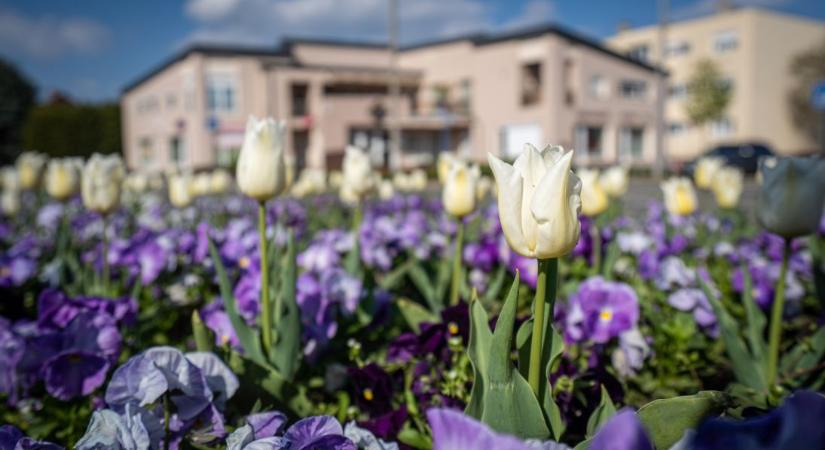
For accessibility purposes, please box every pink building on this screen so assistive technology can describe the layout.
[121,25,663,173]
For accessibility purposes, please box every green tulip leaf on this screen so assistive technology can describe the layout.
[271,229,301,380]
[740,265,766,365]
[397,298,439,334]
[191,310,213,352]
[637,391,726,450]
[585,385,617,438]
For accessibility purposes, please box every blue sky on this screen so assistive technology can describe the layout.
[0,0,822,102]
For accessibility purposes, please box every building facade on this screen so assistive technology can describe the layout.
[608,7,825,163]
[121,25,662,173]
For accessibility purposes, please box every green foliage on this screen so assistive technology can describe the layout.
[0,58,36,163]
[637,391,726,450]
[585,386,617,439]
[21,102,121,158]
[685,59,732,125]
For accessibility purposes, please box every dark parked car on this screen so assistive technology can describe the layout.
[683,143,775,176]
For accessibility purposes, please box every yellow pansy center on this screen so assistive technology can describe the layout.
[599,309,614,322]
[447,322,460,336]
[238,256,251,269]
[363,388,374,401]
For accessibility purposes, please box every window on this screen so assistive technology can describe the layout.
[136,96,159,114]
[668,83,688,99]
[714,30,738,53]
[291,83,308,117]
[459,79,471,113]
[169,136,186,165]
[589,75,610,99]
[619,127,644,160]
[620,80,647,100]
[710,118,734,137]
[628,45,650,62]
[520,62,542,106]
[665,40,691,58]
[139,137,153,166]
[669,122,687,135]
[206,75,236,112]
[500,124,543,159]
[575,125,604,159]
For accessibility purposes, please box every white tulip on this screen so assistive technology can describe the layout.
[291,168,327,197]
[340,146,375,202]
[600,165,629,198]
[443,160,480,217]
[661,177,698,216]
[378,179,395,200]
[329,171,343,189]
[437,152,456,184]
[210,169,233,194]
[1,189,20,216]
[45,158,81,201]
[476,175,493,201]
[579,169,609,217]
[16,152,48,190]
[236,116,287,202]
[694,157,724,190]
[409,169,428,191]
[712,166,744,209]
[192,173,211,197]
[81,153,125,214]
[168,172,194,208]
[1,167,20,191]
[488,144,582,259]
[125,172,149,194]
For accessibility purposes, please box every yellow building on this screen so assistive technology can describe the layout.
[608,7,825,163]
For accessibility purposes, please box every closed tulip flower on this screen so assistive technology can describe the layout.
[409,169,428,191]
[192,173,211,197]
[378,179,395,200]
[437,152,456,184]
[600,165,629,198]
[209,169,233,194]
[168,172,194,208]
[125,172,149,194]
[711,166,744,210]
[1,189,19,216]
[661,177,698,216]
[16,152,47,190]
[443,160,480,218]
[579,169,609,217]
[236,116,287,202]
[476,175,493,200]
[1,167,20,191]
[488,144,582,259]
[45,158,81,201]
[340,146,375,202]
[82,153,125,214]
[757,157,825,239]
[694,157,724,190]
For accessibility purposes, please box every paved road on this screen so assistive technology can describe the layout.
[620,177,759,218]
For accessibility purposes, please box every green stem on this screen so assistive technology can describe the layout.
[528,258,558,396]
[449,220,465,306]
[102,214,110,292]
[258,201,273,357]
[590,222,601,276]
[766,239,791,387]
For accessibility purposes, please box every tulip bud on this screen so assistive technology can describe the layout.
[757,156,825,239]
[192,173,211,197]
[409,169,428,191]
[711,166,744,210]
[476,175,493,201]
[340,146,375,203]
[209,169,233,194]
[1,167,20,192]
[45,158,81,201]
[443,160,480,217]
[236,116,287,202]
[437,152,456,184]
[378,179,395,200]
[600,166,629,198]
[694,157,724,190]
[1,189,20,216]
[126,172,149,194]
[168,172,194,208]
[661,177,698,216]
[81,153,125,214]
[579,169,609,217]
[16,152,48,190]
[488,144,581,259]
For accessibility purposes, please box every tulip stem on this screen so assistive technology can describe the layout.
[529,258,558,396]
[101,214,109,293]
[258,201,273,357]
[450,220,465,306]
[766,238,791,387]
[590,223,601,275]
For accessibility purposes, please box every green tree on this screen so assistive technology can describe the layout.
[685,59,732,125]
[22,102,120,158]
[0,58,36,164]
[788,37,825,144]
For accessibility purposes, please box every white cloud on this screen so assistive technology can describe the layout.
[181,0,555,48]
[0,6,110,59]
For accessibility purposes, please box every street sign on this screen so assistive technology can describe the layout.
[811,81,825,111]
